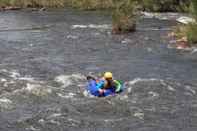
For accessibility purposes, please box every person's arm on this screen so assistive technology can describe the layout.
[96,80,105,94]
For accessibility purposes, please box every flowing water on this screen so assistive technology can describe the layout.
[0,9,197,131]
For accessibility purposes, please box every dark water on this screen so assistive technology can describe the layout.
[0,9,197,131]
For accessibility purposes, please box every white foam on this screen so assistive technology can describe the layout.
[72,25,87,29]
[167,85,176,91]
[71,24,110,29]
[133,112,144,120]
[25,126,40,131]
[0,78,7,82]
[141,12,191,22]
[0,98,12,104]
[82,90,95,98]
[0,98,13,110]
[47,113,62,119]
[128,78,163,85]
[18,77,35,82]
[55,74,85,88]
[147,47,153,52]
[57,93,76,99]
[10,71,20,78]
[118,95,129,101]
[67,118,80,124]
[71,74,85,80]
[191,48,197,54]
[121,38,132,44]
[141,12,155,18]
[0,69,37,82]
[66,35,79,39]
[104,118,123,123]
[148,91,159,98]
[0,69,20,79]
[49,120,60,125]
[55,75,72,87]
[38,119,45,124]
[127,87,133,93]
[185,85,196,95]
[25,83,52,96]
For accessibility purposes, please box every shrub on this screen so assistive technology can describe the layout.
[140,0,190,12]
[112,0,138,34]
[190,0,197,20]
[65,0,113,10]
[0,0,65,8]
[174,23,197,44]
[186,23,197,44]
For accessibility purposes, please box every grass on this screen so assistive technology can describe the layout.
[0,0,65,7]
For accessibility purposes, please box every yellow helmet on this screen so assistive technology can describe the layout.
[104,72,113,79]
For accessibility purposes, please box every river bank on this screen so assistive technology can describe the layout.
[0,0,189,11]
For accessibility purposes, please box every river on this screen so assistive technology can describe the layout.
[0,9,197,131]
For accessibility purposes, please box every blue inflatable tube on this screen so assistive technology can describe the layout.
[87,79,124,97]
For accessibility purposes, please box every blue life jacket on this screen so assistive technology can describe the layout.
[87,79,116,97]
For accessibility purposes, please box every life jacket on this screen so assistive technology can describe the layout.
[96,78,122,92]
[101,79,116,93]
[104,79,122,92]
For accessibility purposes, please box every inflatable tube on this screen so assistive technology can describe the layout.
[87,79,124,97]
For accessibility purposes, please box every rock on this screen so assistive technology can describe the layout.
[176,37,190,49]
[4,6,21,10]
[168,32,176,37]
[176,16,196,24]
[0,6,21,11]
[141,12,155,18]
[176,36,188,42]
[39,7,46,12]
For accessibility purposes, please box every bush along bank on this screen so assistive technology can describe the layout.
[0,0,190,11]
[170,0,197,49]
[0,0,65,8]
[139,0,190,12]
[112,0,138,34]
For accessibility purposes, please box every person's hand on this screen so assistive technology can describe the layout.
[98,89,105,94]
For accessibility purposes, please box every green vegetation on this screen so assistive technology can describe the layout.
[0,0,65,7]
[175,23,197,44]
[174,0,197,44]
[190,0,197,20]
[187,0,197,44]
[0,0,191,11]
[139,0,190,12]
[0,0,113,9]
[186,23,197,44]
[65,0,113,10]
[112,0,137,34]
